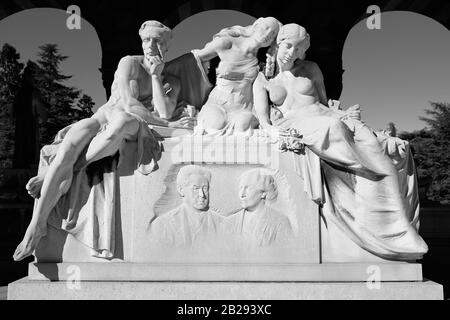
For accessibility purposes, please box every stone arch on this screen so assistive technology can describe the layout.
[161,0,270,29]
[1,1,450,100]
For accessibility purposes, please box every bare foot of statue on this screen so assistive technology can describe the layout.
[13,223,47,261]
[26,175,45,199]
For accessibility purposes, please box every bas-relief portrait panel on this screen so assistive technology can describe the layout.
[132,163,316,263]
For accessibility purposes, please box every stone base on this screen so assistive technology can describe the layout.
[8,278,443,300]
[28,262,423,282]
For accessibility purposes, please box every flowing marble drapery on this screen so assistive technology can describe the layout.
[275,115,427,261]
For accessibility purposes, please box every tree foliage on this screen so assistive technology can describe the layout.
[0,43,24,168]
[400,102,450,204]
[33,44,82,145]
[0,43,96,169]
[73,94,95,119]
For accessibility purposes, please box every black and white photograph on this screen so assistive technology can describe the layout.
[0,0,449,303]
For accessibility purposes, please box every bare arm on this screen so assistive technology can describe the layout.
[194,36,230,62]
[307,61,328,106]
[308,61,361,120]
[253,72,272,129]
[115,57,171,126]
[115,57,145,113]
[150,64,180,119]
[303,61,351,119]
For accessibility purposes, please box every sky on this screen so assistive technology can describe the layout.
[165,10,255,61]
[0,8,106,108]
[340,11,450,132]
[1,9,449,132]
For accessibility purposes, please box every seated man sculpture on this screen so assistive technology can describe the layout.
[150,165,224,247]
[13,20,197,261]
[227,168,293,247]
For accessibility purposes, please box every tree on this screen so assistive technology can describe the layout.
[33,44,81,145]
[400,102,450,204]
[73,94,95,119]
[420,102,450,141]
[0,43,24,168]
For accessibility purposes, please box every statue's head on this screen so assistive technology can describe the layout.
[276,23,310,64]
[251,17,281,47]
[176,165,211,212]
[238,169,278,212]
[214,17,280,49]
[139,20,172,61]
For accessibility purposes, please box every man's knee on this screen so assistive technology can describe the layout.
[73,118,101,133]
[109,112,139,138]
[54,142,81,167]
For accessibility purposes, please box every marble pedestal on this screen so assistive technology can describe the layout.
[9,132,444,300]
[8,278,443,300]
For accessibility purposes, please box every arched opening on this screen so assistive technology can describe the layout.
[0,8,105,109]
[165,9,256,62]
[340,11,450,132]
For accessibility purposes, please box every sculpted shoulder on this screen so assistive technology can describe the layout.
[115,55,144,79]
[294,60,323,80]
[211,36,233,50]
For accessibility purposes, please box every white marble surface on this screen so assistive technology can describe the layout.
[8,278,443,300]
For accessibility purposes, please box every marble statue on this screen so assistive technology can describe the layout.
[13,21,200,261]
[252,23,428,260]
[13,17,428,268]
[149,165,224,246]
[193,17,281,135]
[226,168,293,247]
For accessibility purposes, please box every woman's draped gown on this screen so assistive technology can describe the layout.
[271,71,427,260]
[195,57,259,135]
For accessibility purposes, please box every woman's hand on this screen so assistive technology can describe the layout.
[261,123,290,141]
[345,104,361,120]
[270,106,284,122]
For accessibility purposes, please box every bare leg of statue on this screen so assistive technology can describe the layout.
[78,112,140,167]
[13,118,102,261]
[14,113,141,261]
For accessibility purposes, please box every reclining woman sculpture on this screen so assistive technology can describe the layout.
[252,23,428,260]
[13,21,195,261]
[194,17,280,135]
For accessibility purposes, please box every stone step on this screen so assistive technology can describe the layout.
[7,278,443,300]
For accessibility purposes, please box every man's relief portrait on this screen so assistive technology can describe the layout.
[149,165,295,248]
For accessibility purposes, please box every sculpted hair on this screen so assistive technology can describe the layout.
[240,168,278,201]
[176,165,212,191]
[265,23,310,78]
[138,20,173,45]
[214,16,281,40]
